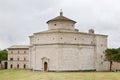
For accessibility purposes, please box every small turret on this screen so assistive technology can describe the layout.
[89,28,94,34]
[60,9,63,16]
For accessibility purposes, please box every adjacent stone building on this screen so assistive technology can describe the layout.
[29,11,109,71]
[7,45,29,69]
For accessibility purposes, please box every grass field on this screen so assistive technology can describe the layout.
[0,69,120,80]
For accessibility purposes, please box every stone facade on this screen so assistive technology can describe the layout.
[7,45,29,69]
[29,11,109,71]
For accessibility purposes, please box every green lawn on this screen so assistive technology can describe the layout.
[0,69,120,80]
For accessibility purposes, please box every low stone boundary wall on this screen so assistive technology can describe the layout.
[112,62,120,71]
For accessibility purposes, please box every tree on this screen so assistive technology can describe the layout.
[0,49,8,63]
[112,48,120,62]
[104,48,118,71]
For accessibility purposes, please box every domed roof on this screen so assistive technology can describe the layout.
[47,11,76,23]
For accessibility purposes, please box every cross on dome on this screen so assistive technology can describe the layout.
[60,9,63,16]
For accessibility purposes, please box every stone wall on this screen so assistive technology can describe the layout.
[29,29,109,71]
[95,35,109,71]
[112,62,120,70]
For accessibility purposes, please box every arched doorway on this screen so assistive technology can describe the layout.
[23,64,26,69]
[44,62,48,71]
[10,64,13,69]
[17,64,19,68]
[41,57,49,71]
[5,62,7,69]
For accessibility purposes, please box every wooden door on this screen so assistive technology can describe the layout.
[44,62,47,71]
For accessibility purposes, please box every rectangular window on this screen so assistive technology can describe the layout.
[17,58,19,61]
[24,51,26,54]
[11,51,13,54]
[24,58,26,61]
[10,58,13,61]
[18,51,19,54]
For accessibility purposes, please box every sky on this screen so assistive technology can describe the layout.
[0,0,120,49]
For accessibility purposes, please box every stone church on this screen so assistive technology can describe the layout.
[29,11,109,71]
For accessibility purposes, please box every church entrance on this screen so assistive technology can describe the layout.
[41,57,49,72]
[44,62,48,71]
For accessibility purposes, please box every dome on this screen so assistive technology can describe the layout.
[47,10,77,30]
[47,11,76,23]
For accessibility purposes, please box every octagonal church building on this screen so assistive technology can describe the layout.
[29,11,109,71]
